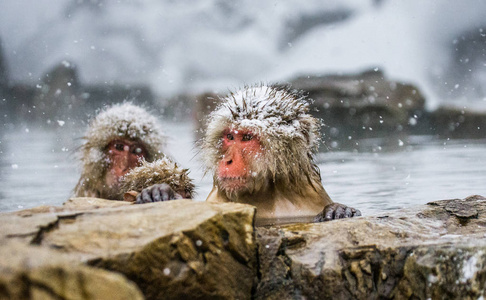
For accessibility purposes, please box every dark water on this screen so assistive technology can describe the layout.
[0,122,485,215]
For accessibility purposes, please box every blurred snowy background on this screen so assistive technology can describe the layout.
[1,0,486,109]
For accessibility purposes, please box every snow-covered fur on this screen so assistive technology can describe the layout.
[202,84,322,194]
[120,158,195,198]
[74,102,166,198]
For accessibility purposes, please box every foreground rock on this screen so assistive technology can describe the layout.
[0,241,144,300]
[1,196,486,299]
[0,199,257,300]
[256,195,486,299]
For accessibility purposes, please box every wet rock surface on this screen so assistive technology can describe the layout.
[0,199,257,300]
[0,241,144,300]
[256,195,486,300]
[1,195,486,299]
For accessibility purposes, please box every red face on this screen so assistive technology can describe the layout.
[104,139,147,187]
[217,129,263,192]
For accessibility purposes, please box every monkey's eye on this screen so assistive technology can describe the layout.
[226,133,234,140]
[242,134,253,141]
[115,143,125,151]
[133,147,143,154]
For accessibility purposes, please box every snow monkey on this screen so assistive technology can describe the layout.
[201,85,361,223]
[74,102,194,203]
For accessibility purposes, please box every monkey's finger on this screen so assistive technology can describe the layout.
[151,184,169,201]
[334,205,345,219]
[353,209,362,217]
[323,207,335,221]
[141,189,153,203]
[136,190,148,204]
[313,211,324,222]
[344,207,354,218]
[135,194,143,204]
[151,187,162,202]
[160,186,171,201]
[174,193,183,200]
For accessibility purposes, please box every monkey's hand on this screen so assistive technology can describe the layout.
[314,203,362,222]
[135,183,183,204]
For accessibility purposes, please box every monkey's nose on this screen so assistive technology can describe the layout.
[226,159,233,165]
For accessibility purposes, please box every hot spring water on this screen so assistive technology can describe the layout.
[1,121,485,216]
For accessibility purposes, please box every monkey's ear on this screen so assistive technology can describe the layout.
[123,190,139,202]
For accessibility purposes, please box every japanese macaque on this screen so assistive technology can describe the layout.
[201,85,361,223]
[74,102,194,202]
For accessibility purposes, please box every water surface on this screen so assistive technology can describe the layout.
[318,139,486,215]
[0,122,485,216]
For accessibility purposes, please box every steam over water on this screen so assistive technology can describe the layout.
[1,121,485,216]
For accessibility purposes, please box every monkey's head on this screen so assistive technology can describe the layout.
[75,102,166,198]
[202,84,321,201]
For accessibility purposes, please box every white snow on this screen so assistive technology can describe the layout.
[212,85,309,139]
[85,102,165,151]
[461,253,479,283]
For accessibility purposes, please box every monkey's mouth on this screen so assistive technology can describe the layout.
[218,176,248,191]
